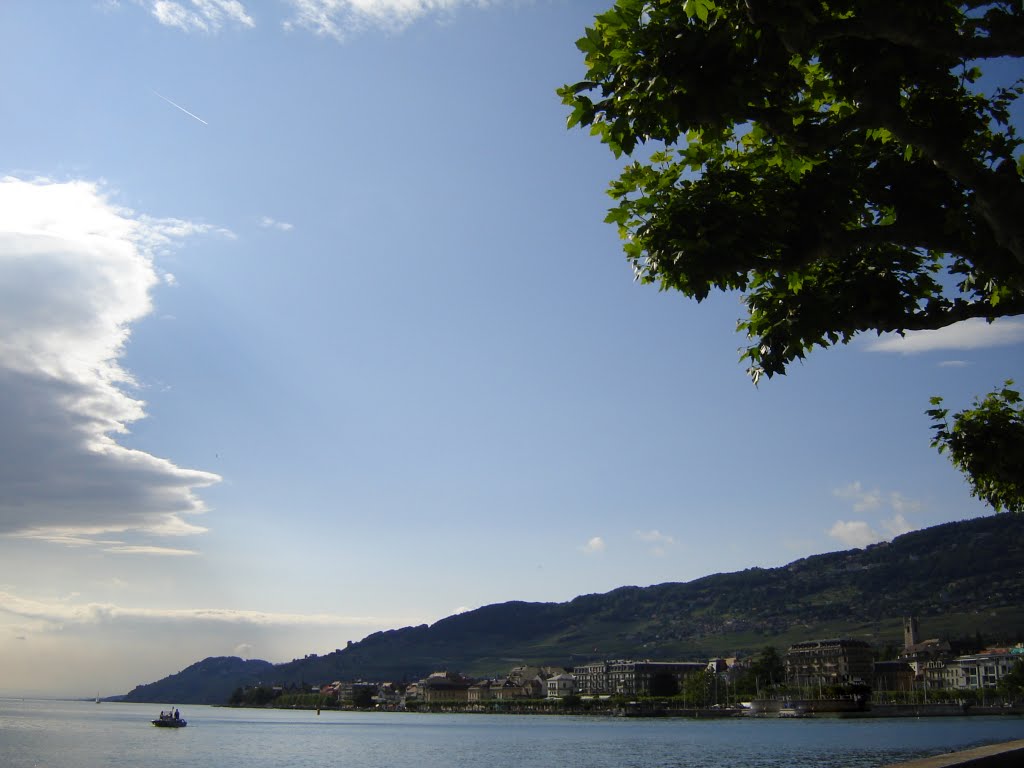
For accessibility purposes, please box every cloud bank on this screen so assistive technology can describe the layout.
[867,318,1024,354]
[0,590,408,630]
[258,216,294,231]
[828,482,919,548]
[127,0,496,40]
[149,0,255,33]
[0,176,222,545]
[283,0,491,40]
[833,482,922,515]
[635,529,675,556]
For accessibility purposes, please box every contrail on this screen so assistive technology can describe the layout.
[152,90,208,125]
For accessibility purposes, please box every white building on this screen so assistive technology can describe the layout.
[942,650,1020,690]
[546,674,576,698]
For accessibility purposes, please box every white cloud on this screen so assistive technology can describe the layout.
[634,529,675,556]
[258,216,294,231]
[829,483,922,547]
[283,0,490,40]
[833,482,882,512]
[0,590,409,629]
[234,642,254,658]
[888,493,922,516]
[137,214,235,246]
[827,513,915,548]
[150,0,254,33]
[828,520,882,548]
[580,536,605,555]
[635,529,675,545]
[867,318,1024,354]
[102,544,199,556]
[0,176,224,545]
[834,483,923,517]
[881,513,914,538]
[127,0,501,39]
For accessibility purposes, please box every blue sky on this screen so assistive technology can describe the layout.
[1,0,1021,697]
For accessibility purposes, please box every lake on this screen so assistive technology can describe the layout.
[1,699,1022,767]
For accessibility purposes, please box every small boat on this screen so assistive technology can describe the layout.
[152,709,187,728]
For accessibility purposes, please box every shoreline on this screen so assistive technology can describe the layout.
[219,701,1024,719]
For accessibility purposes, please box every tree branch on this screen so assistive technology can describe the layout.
[837,223,972,257]
[900,297,1024,332]
[744,1,1024,60]
[811,18,1024,60]
[867,102,1024,266]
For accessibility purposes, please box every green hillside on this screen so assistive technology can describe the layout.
[121,514,1024,704]
[120,657,275,705]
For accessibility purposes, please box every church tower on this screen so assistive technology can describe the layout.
[903,616,920,649]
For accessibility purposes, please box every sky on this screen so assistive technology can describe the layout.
[1,0,1022,698]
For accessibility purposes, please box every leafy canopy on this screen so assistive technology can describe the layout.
[928,382,1024,514]
[559,0,1024,383]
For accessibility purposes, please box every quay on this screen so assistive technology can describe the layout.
[884,740,1024,768]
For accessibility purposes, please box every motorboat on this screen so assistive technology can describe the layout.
[152,709,187,728]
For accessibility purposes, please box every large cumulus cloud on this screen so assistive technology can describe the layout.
[0,176,221,543]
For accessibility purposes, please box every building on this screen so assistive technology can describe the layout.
[546,673,576,698]
[873,661,915,693]
[467,677,543,701]
[466,680,493,702]
[706,658,731,674]
[942,650,1019,690]
[898,617,953,676]
[573,660,706,696]
[903,617,920,648]
[507,665,567,684]
[572,661,611,696]
[784,639,873,688]
[336,680,376,703]
[419,671,472,703]
[374,683,402,708]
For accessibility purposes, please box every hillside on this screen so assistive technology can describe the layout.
[121,514,1024,704]
[119,657,275,705]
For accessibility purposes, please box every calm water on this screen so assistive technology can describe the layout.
[1,700,1022,768]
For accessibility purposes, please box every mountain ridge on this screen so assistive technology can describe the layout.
[120,514,1024,704]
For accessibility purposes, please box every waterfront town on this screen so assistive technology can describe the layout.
[232,618,1024,715]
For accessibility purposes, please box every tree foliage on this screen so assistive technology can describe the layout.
[559,0,1024,382]
[750,646,786,687]
[732,646,786,696]
[649,671,681,697]
[228,685,281,707]
[352,686,377,709]
[929,381,1024,513]
[997,658,1024,700]
[682,669,718,706]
